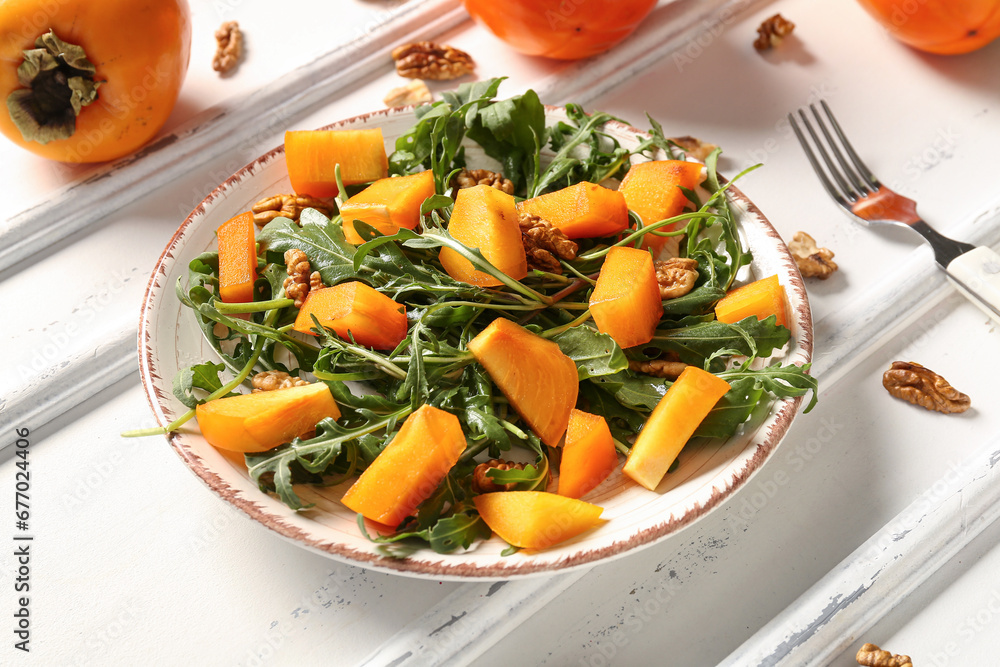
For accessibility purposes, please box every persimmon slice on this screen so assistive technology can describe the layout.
[340,170,436,245]
[293,282,407,350]
[217,211,257,304]
[623,366,731,490]
[284,129,388,198]
[589,246,663,349]
[558,410,619,499]
[439,185,527,286]
[619,160,702,255]
[341,404,466,527]
[474,491,605,549]
[467,318,578,447]
[196,383,341,453]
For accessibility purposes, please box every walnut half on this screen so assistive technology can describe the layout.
[856,643,912,667]
[252,194,334,227]
[654,257,699,299]
[384,79,433,108]
[519,212,578,273]
[789,231,837,279]
[882,361,971,414]
[391,41,475,80]
[669,135,718,162]
[213,21,243,74]
[754,14,795,51]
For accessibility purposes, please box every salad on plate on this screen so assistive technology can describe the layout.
[137,78,816,558]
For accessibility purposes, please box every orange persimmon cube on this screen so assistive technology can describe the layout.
[439,185,527,286]
[715,274,787,328]
[517,182,629,239]
[293,282,407,349]
[474,491,606,550]
[217,211,257,304]
[196,383,341,453]
[589,246,663,349]
[341,404,466,527]
[468,318,578,447]
[620,160,703,255]
[623,366,731,491]
[558,410,619,499]
[340,170,436,245]
[284,129,388,198]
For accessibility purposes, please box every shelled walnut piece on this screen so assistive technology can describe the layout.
[789,231,837,279]
[629,357,688,378]
[283,249,324,309]
[882,361,971,414]
[451,168,514,195]
[384,79,433,107]
[251,194,334,227]
[391,41,475,80]
[251,370,309,393]
[472,459,525,493]
[519,212,579,273]
[856,643,912,667]
[213,21,243,74]
[654,257,699,299]
[669,135,718,162]
[754,14,795,51]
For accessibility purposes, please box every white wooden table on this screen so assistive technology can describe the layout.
[3,1,1000,665]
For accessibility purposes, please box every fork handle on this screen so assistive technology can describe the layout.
[945,246,1000,323]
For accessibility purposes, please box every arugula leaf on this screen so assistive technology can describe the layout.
[553,326,628,379]
[257,213,361,287]
[720,362,818,413]
[172,361,232,409]
[647,315,790,368]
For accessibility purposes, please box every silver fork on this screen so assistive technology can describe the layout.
[789,100,1000,322]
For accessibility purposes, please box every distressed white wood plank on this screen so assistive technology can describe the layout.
[0,327,136,439]
[717,431,1000,667]
[356,573,589,667]
[0,0,465,274]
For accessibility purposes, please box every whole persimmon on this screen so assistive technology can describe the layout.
[0,0,192,162]
[855,0,1000,54]
[461,0,657,60]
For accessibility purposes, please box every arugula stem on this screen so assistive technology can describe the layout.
[122,331,268,437]
[427,232,553,305]
[578,211,713,261]
[540,310,593,338]
[125,295,288,438]
[214,297,294,314]
[246,406,413,478]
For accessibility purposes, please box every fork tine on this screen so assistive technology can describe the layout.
[793,109,860,203]
[819,100,882,191]
[787,112,851,209]
[808,104,872,197]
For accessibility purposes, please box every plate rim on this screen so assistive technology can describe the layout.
[138,105,814,580]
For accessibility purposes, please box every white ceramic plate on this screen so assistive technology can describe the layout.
[138,107,813,580]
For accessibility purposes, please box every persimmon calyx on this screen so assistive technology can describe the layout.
[6,30,101,145]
